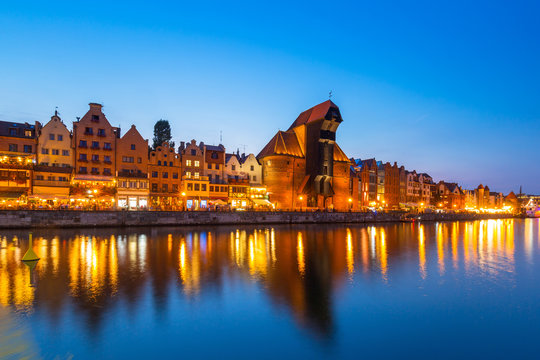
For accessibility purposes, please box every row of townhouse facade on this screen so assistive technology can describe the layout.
[352,157,508,211]
[0,103,268,210]
[0,100,515,212]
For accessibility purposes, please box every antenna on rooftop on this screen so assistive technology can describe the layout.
[55,106,59,116]
[220,130,223,144]
[239,144,247,154]
[329,90,333,99]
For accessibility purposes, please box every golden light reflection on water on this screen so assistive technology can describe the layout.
[0,220,530,323]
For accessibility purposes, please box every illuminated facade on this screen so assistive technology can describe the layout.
[258,100,355,211]
[72,103,120,208]
[116,125,149,209]
[0,120,39,206]
[148,142,181,210]
[33,112,72,203]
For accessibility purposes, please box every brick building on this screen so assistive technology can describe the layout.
[148,142,181,210]
[116,125,149,209]
[383,162,400,209]
[0,120,39,206]
[72,103,120,208]
[258,100,355,211]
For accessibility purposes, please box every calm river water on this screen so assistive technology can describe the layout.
[1,219,539,359]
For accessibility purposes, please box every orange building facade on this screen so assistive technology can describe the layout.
[258,100,356,211]
[148,142,181,210]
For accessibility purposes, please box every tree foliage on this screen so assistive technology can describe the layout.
[152,119,174,149]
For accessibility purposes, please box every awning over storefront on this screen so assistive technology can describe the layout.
[210,199,228,205]
[29,194,69,200]
[0,191,26,199]
[252,198,273,206]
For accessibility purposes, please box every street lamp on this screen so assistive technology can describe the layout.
[181,192,186,211]
[298,195,303,212]
[348,197,353,211]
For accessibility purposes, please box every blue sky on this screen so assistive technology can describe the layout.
[1,1,538,193]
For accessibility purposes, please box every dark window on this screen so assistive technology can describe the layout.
[104,155,111,163]
[131,144,136,150]
[49,134,55,140]
[216,175,220,182]
[210,186,214,192]
[91,115,99,122]
[207,164,212,169]
[103,168,111,175]
[79,154,87,161]
[62,150,69,156]
[162,172,168,178]
[158,160,161,166]
[85,127,93,135]
[194,183,200,191]
[137,157,142,163]
[79,167,87,173]
[97,129,105,136]
[191,149,196,156]
[187,183,193,191]
[250,165,254,171]
[211,152,218,159]
[152,171,158,178]
[173,173,178,179]
[79,140,87,148]
[91,167,99,174]
[202,184,206,191]
[92,141,99,149]
[215,164,219,169]
[162,184,168,192]
[151,183,158,192]
[42,148,49,154]
[169,161,172,166]
[232,165,236,171]
[208,175,212,182]
[57,134,63,141]
[172,184,178,192]
[92,154,99,161]
[103,142,112,150]
[9,128,17,136]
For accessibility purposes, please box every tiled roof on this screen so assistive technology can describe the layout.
[287,100,341,130]
[333,144,351,162]
[205,144,225,152]
[0,120,37,138]
[257,130,304,158]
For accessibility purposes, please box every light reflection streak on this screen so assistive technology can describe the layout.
[419,225,426,279]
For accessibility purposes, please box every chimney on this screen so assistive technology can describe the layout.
[89,103,102,111]
[179,141,185,151]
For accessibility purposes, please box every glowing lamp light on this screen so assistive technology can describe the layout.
[299,196,303,201]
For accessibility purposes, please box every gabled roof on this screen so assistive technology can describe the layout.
[257,130,304,158]
[333,143,350,162]
[287,100,342,130]
[205,144,225,152]
[225,153,238,163]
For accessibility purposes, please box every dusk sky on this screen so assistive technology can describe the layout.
[1,0,538,193]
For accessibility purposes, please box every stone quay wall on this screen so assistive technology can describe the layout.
[0,210,514,229]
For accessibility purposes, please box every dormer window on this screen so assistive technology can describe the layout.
[91,115,99,122]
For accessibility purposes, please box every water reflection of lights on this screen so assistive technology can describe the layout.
[419,225,426,279]
[297,232,305,276]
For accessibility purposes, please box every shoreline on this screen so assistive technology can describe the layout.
[0,210,515,229]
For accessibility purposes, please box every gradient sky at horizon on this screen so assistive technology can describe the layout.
[1,1,538,193]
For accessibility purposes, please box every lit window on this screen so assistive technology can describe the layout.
[194,160,200,167]
[186,160,192,166]
[194,172,199,179]
[186,171,191,178]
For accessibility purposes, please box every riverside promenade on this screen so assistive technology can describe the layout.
[0,210,513,229]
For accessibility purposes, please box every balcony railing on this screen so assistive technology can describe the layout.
[91,159,100,163]
[33,179,69,187]
[118,171,148,179]
[78,144,87,148]
[91,170,100,175]
[78,158,88,163]
[91,145,100,150]
[103,147,112,151]
[104,160,112,164]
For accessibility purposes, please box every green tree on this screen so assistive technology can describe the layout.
[152,119,174,149]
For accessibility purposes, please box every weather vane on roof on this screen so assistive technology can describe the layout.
[329,90,333,99]
[55,106,58,116]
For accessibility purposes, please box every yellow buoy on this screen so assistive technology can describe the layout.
[21,232,40,262]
